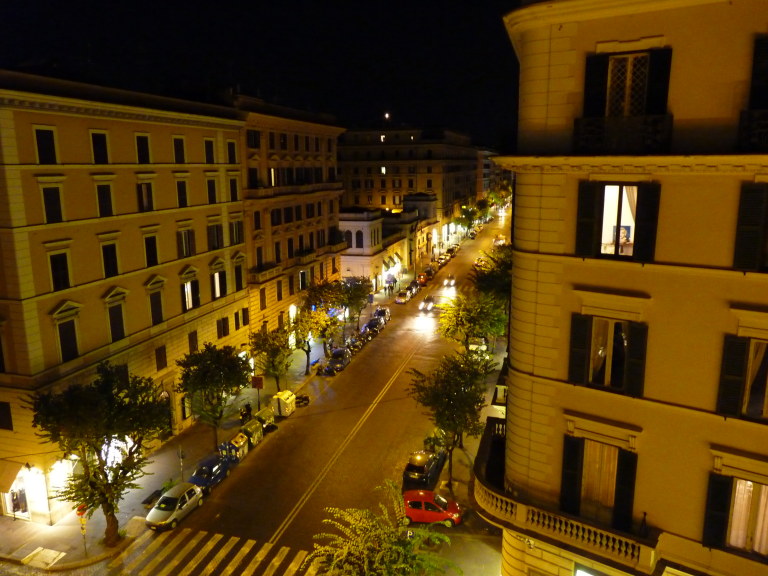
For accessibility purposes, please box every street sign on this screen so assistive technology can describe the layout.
[252,376,263,389]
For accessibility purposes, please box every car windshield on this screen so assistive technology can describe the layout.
[193,467,212,479]
[331,349,346,358]
[398,292,407,297]
[154,496,178,511]
[405,463,427,473]
[433,494,449,510]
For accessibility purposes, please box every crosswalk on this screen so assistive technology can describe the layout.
[105,528,319,576]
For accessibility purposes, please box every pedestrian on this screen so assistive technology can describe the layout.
[245,403,252,420]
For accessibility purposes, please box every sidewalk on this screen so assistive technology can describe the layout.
[0,281,408,572]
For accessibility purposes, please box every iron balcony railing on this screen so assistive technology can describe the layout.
[573,114,673,155]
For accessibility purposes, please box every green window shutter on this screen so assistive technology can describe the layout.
[702,473,733,548]
[716,335,748,417]
[633,182,661,263]
[560,435,585,516]
[646,48,672,115]
[568,313,592,385]
[625,322,648,398]
[575,181,603,257]
[583,54,609,118]
[612,449,637,533]
[733,183,768,271]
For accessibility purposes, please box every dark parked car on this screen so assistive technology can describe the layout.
[327,347,352,372]
[373,306,391,323]
[402,449,446,490]
[407,280,420,296]
[188,453,232,494]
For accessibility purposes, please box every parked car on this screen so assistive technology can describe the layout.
[437,255,450,268]
[373,306,391,323]
[418,295,436,312]
[395,290,410,304]
[407,280,420,296]
[403,490,463,527]
[417,272,430,286]
[327,347,352,372]
[402,449,446,489]
[145,482,203,531]
[188,453,232,494]
[468,336,489,356]
[443,274,456,287]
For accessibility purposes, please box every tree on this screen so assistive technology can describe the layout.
[408,351,495,484]
[291,307,332,375]
[340,276,373,333]
[175,342,251,451]
[303,480,458,576]
[29,361,170,547]
[437,292,507,351]
[250,327,293,392]
[472,244,513,303]
[303,280,346,355]
[452,205,478,237]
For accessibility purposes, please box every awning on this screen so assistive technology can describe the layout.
[385,257,395,268]
[0,461,22,493]
[394,253,402,262]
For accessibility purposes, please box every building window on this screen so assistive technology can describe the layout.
[234,311,241,331]
[229,178,239,202]
[216,317,230,339]
[247,130,261,148]
[136,135,150,164]
[575,181,660,262]
[0,402,12,430]
[137,182,154,212]
[173,137,186,163]
[35,128,57,164]
[253,210,262,231]
[155,345,167,371]
[234,262,244,291]
[43,186,62,223]
[181,395,192,420]
[97,184,113,217]
[248,168,259,189]
[299,270,308,291]
[355,231,364,248]
[560,435,637,532]
[108,303,125,342]
[50,252,70,291]
[176,180,188,208]
[144,235,158,267]
[716,335,768,420]
[188,330,198,353]
[180,278,200,312]
[102,243,119,278]
[704,474,768,556]
[207,179,217,204]
[277,280,283,301]
[0,333,5,373]
[287,238,295,259]
[271,209,282,226]
[149,291,163,325]
[211,270,227,300]
[91,132,109,164]
[204,139,215,163]
[274,241,282,263]
[259,288,267,311]
[58,318,78,362]
[227,141,237,163]
[229,220,244,245]
[288,275,295,295]
[177,229,196,259]
[732,183,768,271]
[279,133,288,151]
[207,223,224,250]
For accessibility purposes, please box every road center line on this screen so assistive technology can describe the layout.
[268,345,418,544]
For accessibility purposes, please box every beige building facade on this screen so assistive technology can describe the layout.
[474,1,768,576]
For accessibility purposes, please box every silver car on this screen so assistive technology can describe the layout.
[145,482,203,530]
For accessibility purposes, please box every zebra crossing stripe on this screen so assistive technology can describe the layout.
[262,546,290,576]
[121,529,176,573]
[176,532,223,576]
[198,535,241,575]
[139,530,205,576]
[220,538,256,576]
[303,557,322,576]
[284,550,309,574]
[239,541,272,576]
[107,529,153,569]
[155,530,210,576]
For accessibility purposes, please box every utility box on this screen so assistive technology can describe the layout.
[271,390,296,417]
[240,418,264,448]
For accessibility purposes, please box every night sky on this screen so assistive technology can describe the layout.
[0,1,520,150]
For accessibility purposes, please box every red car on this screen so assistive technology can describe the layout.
[402,490,463,527]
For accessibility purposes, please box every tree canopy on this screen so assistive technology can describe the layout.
[472,244,513,303]
[303,480,459,576]
[340,276,373,332]
[291,307,334,375]
[175,342,252,450]
[30,361,170,547]
[250,327,294,392]
[437,292,507,350]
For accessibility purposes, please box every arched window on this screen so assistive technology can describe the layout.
[355,230,364,248]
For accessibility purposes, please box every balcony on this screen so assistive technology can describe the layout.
[739,109,768,152]
[248,264,282,284]
[573,115,673,155]
[472,417,657,573]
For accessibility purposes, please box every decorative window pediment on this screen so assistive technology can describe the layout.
[209,257,226,272]
[144,275,166,291]
[565,410,641,452]
[50,300,82,320]
[103,286,128,304]
[179,265,199,281]
[231,251,246,264]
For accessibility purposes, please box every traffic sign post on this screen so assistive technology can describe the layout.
[76,505,88,556]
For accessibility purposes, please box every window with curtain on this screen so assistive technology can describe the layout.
[717,335,768,420]
[729,478,768,555]
[600,185,637,256]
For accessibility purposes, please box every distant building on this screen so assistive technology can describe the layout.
[474,1,768,576]
[0,71,344,524]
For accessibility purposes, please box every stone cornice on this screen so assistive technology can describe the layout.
[492,154,768,175]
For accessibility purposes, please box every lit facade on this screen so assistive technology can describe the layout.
[473,1,768,575]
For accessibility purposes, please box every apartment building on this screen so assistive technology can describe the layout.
[337,127,481,252]
[473,1,768,576]
[0,72,344,524]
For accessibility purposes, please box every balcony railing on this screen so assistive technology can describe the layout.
[739,109,768,152]
[473,417,656,573]
[248,264,281,284]
[573,114,673,155]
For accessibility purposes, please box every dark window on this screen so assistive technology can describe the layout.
[259,288,267,310]
[0,402,12,430]
[287,237,295,258]
[97,184,113,217]
[50,253,70,291]
[155,345,167,370]
[227,141,236,163]
[274,241,282,263]
[234,311,241,331]
[58,319,78,361]
[242,307,250,325]
[91,132,109,164]
[177,229,196,258]
[253,210,262,230]
[248,168,259,189]
[136,135,150,164]
[288,275,295,295]
[271,209,282,226]
[102,243,119,278]
[207,179,217,204]
[733,183,768,271]
[277,280,283,301]
[137,182,154,212]
[299,269,308,291]
[108,304,125,341]
[355,231,364,248]
[207,224,224,250]
[173,137,185,163]
[229,221,244,245]
[234,263,244,291]
[749,36,768,110]
[176,180,188,208]
[149,291,163,325]
[229,178,239,202]
[306,203,315,218]
[575,181,660,262]
[280,133,288,150]
[247,130,261,148]
[35,128,57,164]
[188,330,198,353]
[145,236,158,267]
[204,139,215,163]
[0,333,5,372]
[295,205,302,221]
[43,187,62,223]
[283,206,293,223]
[716,334,768,421]
[216,317,230,338]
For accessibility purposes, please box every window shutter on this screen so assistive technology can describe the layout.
[632,182,661,263]
[575,181,603,257]
[749,36,768,110]
[568,313,591,384]
[176,232,183,259]
[560,435,585,516]
[702,473,733,548]
[612,449,637,532]
[646,48,672,115]
[192,280,200,308]
[180,285,187,312]
[733,183,768,271]
[625,322,647,398]
[583,54,609,118]
[716,334,748,416]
